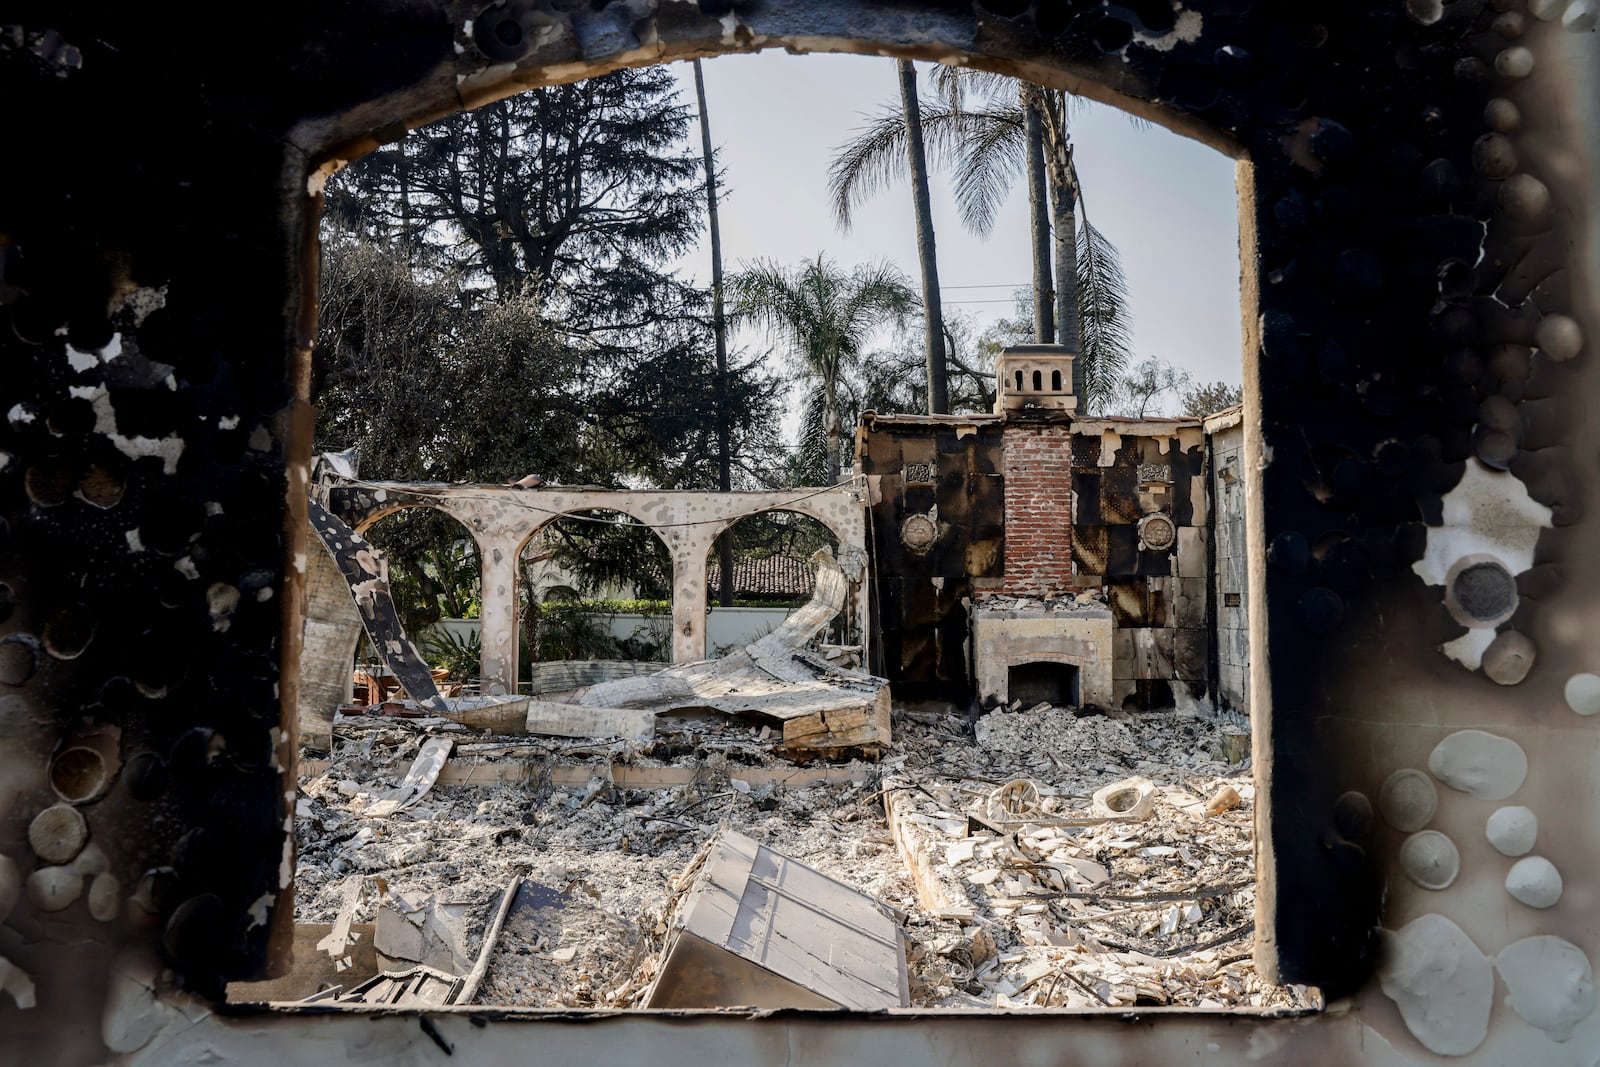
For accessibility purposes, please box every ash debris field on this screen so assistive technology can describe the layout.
[278,704,1315,1011]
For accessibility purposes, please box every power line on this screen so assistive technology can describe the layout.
[939,283,1029,290]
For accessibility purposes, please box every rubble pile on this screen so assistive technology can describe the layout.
[887,705,1311,1009]
[291,715,912,1008]
[283,703,1311,1012]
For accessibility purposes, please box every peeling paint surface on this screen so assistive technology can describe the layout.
[1377,914,1493,1056]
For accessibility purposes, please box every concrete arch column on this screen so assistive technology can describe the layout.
[666,523,721,664]
[477,530,525,694]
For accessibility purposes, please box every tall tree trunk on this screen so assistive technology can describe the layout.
[694,60,736,607]
[897,59,949,415]
[1023,88,1054,345]
[398,132,413,268]
[1047,145,1082,398]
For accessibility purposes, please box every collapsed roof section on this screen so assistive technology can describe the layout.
[554,548,890,758]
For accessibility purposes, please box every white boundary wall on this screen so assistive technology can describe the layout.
[431,605,798,664]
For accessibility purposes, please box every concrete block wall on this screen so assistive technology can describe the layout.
[1002,425,1076,596]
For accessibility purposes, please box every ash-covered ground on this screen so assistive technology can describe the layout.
[290,703,1316,1011]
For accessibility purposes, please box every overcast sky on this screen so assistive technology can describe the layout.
[665,51,1244,401]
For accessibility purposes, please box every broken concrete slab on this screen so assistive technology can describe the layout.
[521,551,892,755]
[524,700,656,740]
[644,829,909,1011]
[884,782,979,922]
[364,737,453,818]
[436,695,531,733]
[374,888,475,975]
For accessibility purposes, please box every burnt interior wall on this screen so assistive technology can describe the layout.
[0,0,1593,1057]
[1073,428,1211,710]
[866,417,1217,712]
[858,419,1004,700]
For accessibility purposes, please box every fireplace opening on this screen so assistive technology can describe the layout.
[1008,661,1081,708]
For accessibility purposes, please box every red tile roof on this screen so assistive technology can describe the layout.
[706,555,816,599]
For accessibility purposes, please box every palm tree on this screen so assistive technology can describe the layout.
[730,255,915,485]
[829,67,1134,412]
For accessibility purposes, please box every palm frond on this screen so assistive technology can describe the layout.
[927,65,1017,111]
[729,258,819,359]
[827,105,912,232]
[793,383,829,485]
[945,107,1027,237]
[729,255,912,388]
[839,261,917,348]
[1075,216,1134,412]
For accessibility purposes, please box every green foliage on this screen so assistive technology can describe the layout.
[362,510,480,635]
[1074,216,1134,412]
[531,595,806,616]
[586,598,671,615]
[731,254,916,484]
[417,627,482,680]
[537,515,674,602]
[1181,380,1244,416]
[313,68,790,611]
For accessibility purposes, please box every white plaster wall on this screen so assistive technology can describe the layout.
[298,534,365,747]
[429,606,797,668]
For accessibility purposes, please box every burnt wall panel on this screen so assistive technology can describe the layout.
[861,420,1004,698]
[1072,524,1109,576]
[1073,470,1102,524]
[1099,465,1139,524]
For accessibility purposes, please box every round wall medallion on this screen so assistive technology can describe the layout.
[900,513,938,554]
[1138,512,1177,552]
